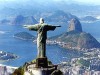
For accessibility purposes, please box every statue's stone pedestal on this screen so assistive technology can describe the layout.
[25,65,57,75]
[13,57,62,75]
[24,61,58,75]
[36,57,48,68]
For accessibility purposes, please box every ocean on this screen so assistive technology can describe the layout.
[0,21,100,67]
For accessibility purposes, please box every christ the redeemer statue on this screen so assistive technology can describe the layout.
[24,18,61,58]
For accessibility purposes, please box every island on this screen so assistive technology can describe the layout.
[80,16,98,23]
[13,32,35,40]
[0,50,18,62]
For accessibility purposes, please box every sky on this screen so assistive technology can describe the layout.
[74,0,100,5]
[0,0,100,5]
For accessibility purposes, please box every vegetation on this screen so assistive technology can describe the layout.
[12,67,24,75]
[51,70,63,75]
[77,58,90,67]
[51,30,100,49]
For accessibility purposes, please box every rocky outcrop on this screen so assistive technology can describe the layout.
[68,18,82,32]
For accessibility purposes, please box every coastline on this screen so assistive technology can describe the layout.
[33,39,100,51]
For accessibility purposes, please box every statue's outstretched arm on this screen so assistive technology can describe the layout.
[23,24,39,31]
[54,25,61,27]
[48,24,61,27]
[47,25,61,31]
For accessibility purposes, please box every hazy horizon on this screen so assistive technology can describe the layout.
[0,0,100,6]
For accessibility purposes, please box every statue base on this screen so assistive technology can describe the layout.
[13,58,62,75]
[36,57,48,68]
[24,64,58,75]
[23,57,61,75]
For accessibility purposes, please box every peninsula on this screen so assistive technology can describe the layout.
[49,18,100,50]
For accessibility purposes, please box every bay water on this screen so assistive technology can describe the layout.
[0,21,100,67]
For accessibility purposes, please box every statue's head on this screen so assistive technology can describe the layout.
[40,18,44,24]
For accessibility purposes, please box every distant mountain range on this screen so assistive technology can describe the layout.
[0,15,38,25]
[45,10,77,23]
[0,10,77,25]
[0,2,100,18]
[0,2,100,24]
[11,15,38,25]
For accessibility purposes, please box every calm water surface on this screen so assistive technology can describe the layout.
[0,21,100,67]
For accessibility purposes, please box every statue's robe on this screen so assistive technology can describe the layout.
[27,23,56,58]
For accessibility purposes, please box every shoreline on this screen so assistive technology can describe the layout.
[33,39,100,52]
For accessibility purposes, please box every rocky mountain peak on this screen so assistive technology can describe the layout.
[68,18,82,32]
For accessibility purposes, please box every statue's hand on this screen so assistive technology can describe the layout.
[55,25,61,27]
[23,25,29,28]
[57,26,61,27]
